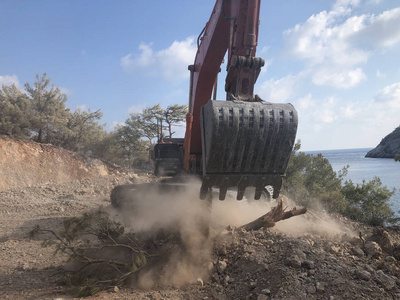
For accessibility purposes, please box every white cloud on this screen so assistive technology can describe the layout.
[128,104,147,114]
[260,58,272,74]
[121,43,154,69]
[283,2,400,89]
[106,121,125,132]
[312,68,366,88]
[357,7,400,47]
[258,74,301,102]
[0,74,21,89]
[260,46,270,54]
[297,93,315,110]
[332,0,361,16]
[59,87,72,95]
[366,0,382,5]
[76,104,87,111]
[374,82,400,109]
[121,37,197,82]
[376,70,386,78]
[292,85,400,150]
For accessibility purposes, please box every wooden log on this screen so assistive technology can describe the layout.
[239,197,307,231]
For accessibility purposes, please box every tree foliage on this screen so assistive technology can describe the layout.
[162,104,187,138]
[341,177,397,226]
[63,108,104,153]
[25,73,69,144]
[114,123,148,168]
[283,141,348,212]
[284,141,397,226]
[0,84,32,138]
[130,103,187,142]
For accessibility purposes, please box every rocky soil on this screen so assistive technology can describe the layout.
[2,136,400,299]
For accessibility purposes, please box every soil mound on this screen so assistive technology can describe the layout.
[0,135,109,191]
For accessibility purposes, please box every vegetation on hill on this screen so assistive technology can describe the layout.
[0,73,187,168]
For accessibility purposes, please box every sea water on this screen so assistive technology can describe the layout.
[305,148,400,215]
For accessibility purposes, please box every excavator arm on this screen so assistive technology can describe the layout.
[184,0,298,200]
[111,0,298,209]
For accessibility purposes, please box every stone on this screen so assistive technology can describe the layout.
[307,285,317,294]
[316,282,325,292]
[197,278,204,287]
[257,295,268,300]
[302,260,315,269]
[364,241,382,258]
[329,246,341,255]
[351,247,365,258]
[286,255,302,268]
[261,289,271,295]
[217,260,227,272]
[371,228,394,254]
[375,270,396,290]
[354,269,371,281]
[385,256,396,263]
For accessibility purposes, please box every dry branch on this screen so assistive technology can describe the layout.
[239,197,307,231]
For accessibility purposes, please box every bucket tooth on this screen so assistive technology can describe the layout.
[237,186,245,200]
[219,186,228,200]
[254,187,263,200]
[200,184,208,200]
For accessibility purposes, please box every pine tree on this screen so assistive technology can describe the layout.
[24,73,69,144]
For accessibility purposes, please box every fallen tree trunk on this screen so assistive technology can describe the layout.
[240,197,307,231]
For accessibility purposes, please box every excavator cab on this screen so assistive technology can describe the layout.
[149,138,184,176]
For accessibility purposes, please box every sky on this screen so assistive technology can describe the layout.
[1,0,400,151]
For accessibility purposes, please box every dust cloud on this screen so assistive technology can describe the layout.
[114,178,212,288]
[112,181,355,288]
[212,193,356,238]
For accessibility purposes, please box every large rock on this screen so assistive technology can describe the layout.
[366,126,400,158]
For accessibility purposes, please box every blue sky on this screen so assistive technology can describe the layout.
[1,0,399,151]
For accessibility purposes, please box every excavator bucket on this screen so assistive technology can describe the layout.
[200,100,298,200]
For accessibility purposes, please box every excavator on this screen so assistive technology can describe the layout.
[111,0,298,207]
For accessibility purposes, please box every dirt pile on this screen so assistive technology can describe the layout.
[208,220,400,300]
[0,135,111,191]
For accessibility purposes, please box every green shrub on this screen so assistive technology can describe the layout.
[284,141,398,226]
[341,177,397,226]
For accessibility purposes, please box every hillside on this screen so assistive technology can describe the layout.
[366,126,400,158]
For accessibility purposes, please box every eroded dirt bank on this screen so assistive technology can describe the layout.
[0,136,110,191]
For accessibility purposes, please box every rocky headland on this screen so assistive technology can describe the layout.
[366,126,400,158]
